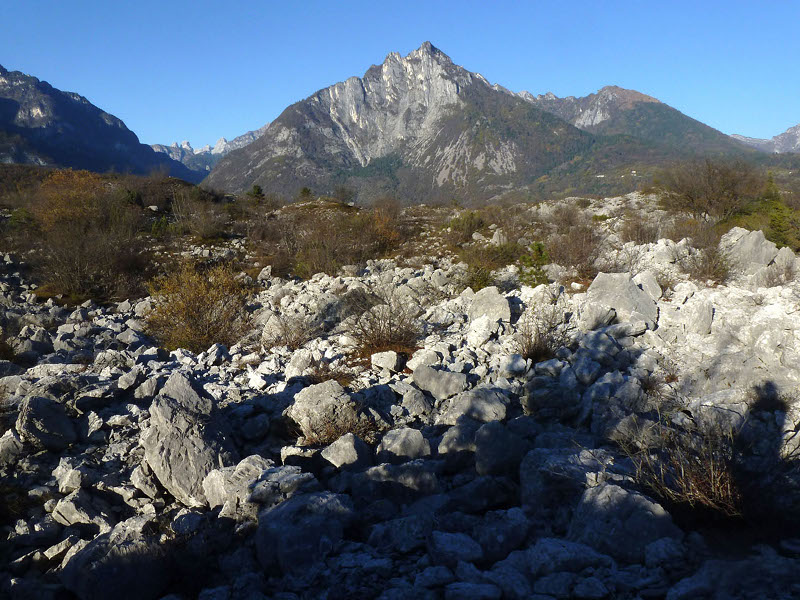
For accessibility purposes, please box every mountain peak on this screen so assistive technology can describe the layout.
[597,85,660,107]
[408,41,451,63]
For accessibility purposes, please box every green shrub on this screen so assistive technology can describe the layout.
[447,210,485,245]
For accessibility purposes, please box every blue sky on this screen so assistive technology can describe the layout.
[2,1,798,147]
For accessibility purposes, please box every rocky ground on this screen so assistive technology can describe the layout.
[2,195,800,600]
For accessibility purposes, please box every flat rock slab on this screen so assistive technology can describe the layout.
[141,372,239,508]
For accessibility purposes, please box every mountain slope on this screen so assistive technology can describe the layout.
[525,86,754,156]
[0,64,200,181]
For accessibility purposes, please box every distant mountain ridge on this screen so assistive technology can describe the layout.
[151,124,269,173]
[732,124,800,154]
[0,64,200,181]
[205,42,759,202]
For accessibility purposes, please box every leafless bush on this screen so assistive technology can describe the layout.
[171,190,228,240]
[30,170,148,299]
[601,243,647,275]
[262,314,319,351]
[545,223,602,279]
[305,359,355,389]
[620,417,744,518]
[513,293,569,363]
[680,246,731,284]
[620,214,661,245]
[347,286,420,357]
[300,410,386,446]
[656,158,762,222]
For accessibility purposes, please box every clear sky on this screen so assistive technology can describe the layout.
[2,0,798,148]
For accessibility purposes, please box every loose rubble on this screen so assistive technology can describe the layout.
[2,196,800,599]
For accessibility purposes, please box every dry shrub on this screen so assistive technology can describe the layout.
[513,295,568,363]
[31,169,147,299]
[262,315,319,351]
[300,410,385,446]
[347,286,420,357]
[665,220,731,284]
[620,214,661,245]
[680,246,730,284]
[146,262,251,353]
[657,158,762,222]
[287,204,408,279]
[171,189,228,240]
[545,223,601,279]
[621,418,743,518]
[306,360,354,389]
[458,242,526,291]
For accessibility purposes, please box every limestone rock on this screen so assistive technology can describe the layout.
[60,515,169,600]
[587,272,658,325]
[140,373,239,507]
[468,286,511,322]
[436,387,507,425]
[568,483,682,563]
[321,433,373,470]
[16,396,76,451]
[376,427,431,464]
[285,379,360,441]
[413,365,468,401]
[255,491,355,576]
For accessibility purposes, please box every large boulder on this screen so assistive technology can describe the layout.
[436,387,507,425]
[413,365,469,402]
[376,427,431,464]
[721,227,779,275]
[140,373,239,507]
[468,286,511,322]
[321,433,374,470]
[586,272,658,326]
[285,380,360,441]
[16,395,76,451]
[255,491,355,576]
[568,483,682,563]
[474,422,527,476]
[202,455,274,520]
[60,515,170,600]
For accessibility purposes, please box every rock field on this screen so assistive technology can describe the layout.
[2,196,800,599]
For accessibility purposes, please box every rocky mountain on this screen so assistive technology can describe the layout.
[732,123,800,153]
[0,64,201,182]
[205,43,760,202]
[151,124,269,174]
[205,42,608,201]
